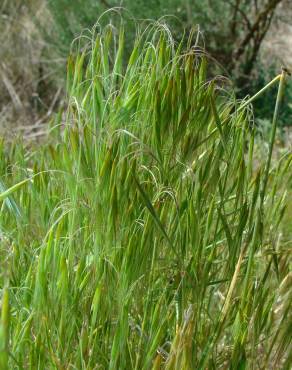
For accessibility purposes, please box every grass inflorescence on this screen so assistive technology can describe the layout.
[0,22,291,369]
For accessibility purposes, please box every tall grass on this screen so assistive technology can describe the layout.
[0,23,291,369]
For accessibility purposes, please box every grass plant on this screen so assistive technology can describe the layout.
[0,22,291,369]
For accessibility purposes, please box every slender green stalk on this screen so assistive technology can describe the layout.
[0,288,9,370]
[238,74,282,112]
[260,69,287,207]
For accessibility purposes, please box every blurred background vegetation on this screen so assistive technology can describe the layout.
[0,0,291,139]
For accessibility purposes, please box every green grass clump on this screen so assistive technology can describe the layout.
[0,23,291,369]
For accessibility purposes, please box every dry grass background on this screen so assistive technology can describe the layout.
[0,1,63,139]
